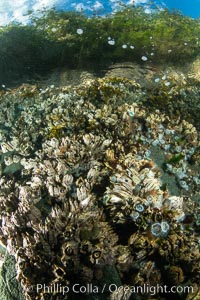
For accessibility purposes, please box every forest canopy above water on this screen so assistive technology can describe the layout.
[1,6,200,84]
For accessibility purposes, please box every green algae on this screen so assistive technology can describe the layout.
[0,252,24,300]
[2,162,23,175]
[166,153,185,165]
[48,124,67,139]
[1,6,200,84]
[150,146,181,196]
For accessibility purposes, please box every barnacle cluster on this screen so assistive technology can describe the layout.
[0,77,200,300]
[144,77,200,129]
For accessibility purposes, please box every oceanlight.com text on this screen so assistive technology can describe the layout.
[32,283,194,296]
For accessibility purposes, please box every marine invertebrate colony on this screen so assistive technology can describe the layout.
[0,78,199,300]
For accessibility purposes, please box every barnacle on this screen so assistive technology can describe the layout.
[0,76,199,300]
[166,265,185,284]
[150,221,170,238]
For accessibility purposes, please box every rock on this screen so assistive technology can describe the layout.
[105,62,156,87]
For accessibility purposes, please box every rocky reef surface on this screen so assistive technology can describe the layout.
[0,67,200,300]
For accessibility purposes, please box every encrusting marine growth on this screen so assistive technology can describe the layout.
[0,76,199,300]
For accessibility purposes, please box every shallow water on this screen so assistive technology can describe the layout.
[0,3,200,300]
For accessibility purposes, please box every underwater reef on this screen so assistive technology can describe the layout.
[0,72,200,300]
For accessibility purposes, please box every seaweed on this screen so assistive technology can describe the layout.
[1,6,200,84]
[166,153,185,165]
